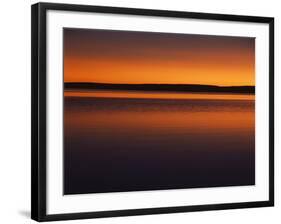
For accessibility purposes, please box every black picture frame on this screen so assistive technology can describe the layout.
[31,2,274,222]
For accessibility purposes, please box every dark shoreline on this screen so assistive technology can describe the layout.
[64,82,255,94]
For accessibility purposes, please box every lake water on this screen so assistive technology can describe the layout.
[64,90,255,195]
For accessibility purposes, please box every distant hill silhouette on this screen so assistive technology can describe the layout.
[64,82,255,94]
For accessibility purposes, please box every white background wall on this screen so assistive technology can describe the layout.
[0,0,279,223]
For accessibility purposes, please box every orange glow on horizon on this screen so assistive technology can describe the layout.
[64,29,255,87]
[64,57,255,86]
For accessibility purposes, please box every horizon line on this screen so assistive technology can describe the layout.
[64,82,255,88]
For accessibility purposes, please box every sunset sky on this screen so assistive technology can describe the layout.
[63,28,255,86]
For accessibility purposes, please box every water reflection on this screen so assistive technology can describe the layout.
[64,91,255,195]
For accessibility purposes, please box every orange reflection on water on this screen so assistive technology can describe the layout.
[64,90,255,101]
[64,91,255,146]
[64,90,255,193]
[65,110,254,137]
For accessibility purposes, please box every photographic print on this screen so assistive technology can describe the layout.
[63,28,255,195]
[32,3,274,221]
